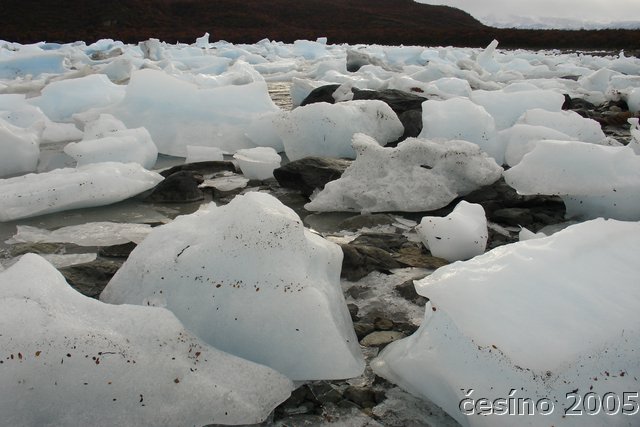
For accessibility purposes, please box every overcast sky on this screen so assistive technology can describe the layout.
[415,0,640,26]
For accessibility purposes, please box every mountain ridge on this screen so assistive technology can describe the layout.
[1,0,639,50]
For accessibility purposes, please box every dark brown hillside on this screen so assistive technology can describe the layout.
[1,0,639,50]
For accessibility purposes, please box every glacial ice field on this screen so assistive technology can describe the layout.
[0,33,639,426]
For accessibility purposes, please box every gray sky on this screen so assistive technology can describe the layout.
[415,0,640,26]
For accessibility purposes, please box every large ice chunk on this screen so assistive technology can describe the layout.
[516,108,606,143]
[0,254,292,426]
[416,201,488,262]
[30,74,126,122]
[275,100,404,161]
[504,140,640,220]
[305,134,502,213]
[233,146,281,181]
[0,52,66,79]
[8,222,152,246]
[109,69,279,156]
[101,192,364,381]
[501,124,574,167]
[64,127,158,169]
[419,97,503,164]
[0,119,39,177]
[373,219,640,427]
[0,162,163,222]
[470,88,564,130]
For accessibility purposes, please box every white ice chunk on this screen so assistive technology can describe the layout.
[8,222,152,246]
[81,113,128,139]
[504,140,640,220]
[195,32,210,49]
[0,254,292,426]
[275,100,404,161]
[518,226,546,241]
[101,192,365,381]
[501,123,574,167]
[628,87,640,113]
[373,218,640,427]
[185,145,225,163]
[0,119,39,177]
[109,69,279,156]
[0,52,66,79]
[470,88,564,130]
[305,134,502,213]
[30,74,125,122]
[245,112,285,152]
[630,118,640,155]
[416,201,488,262]
[419,97,503,164]
[233,147,281,180]
[64,127,158,169]
[199,173,249,192]
[516,108,606,143]
[0,162,163,222]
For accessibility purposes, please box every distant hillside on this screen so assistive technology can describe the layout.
[2,0,639,50]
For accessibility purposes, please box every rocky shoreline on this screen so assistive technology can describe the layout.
[1,78,637,426]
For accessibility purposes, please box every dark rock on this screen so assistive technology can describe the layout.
[562,94,596,110]
[98,241,137,258]
[273,157,351,197]
[346,49,395,72]
[395,279,429,305]
[7,242,66,257]
[145,171,204,203]
[343,386,377,409]
[360,330,405,347]
[353,322,375,340]
[59,258,123,298]
[396,109,423,142]
[346,285,370,299]
[351,233,408,253]
[347,303,359,320]
[352,87,426,116]
[300,84,340,106]
[159,161,237,178]
[373,317,394,331]
[393,245,449,270]
[340,244,402,281]
[491,207,535,227]
[337,214,396,231]
[308,382,343,405]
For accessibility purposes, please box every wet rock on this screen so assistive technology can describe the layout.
[145,171,204,203]
[300,84,341,106]
[159,161,237,178]
[373,317,394,331]
[351,88,426,116]
[308,382,343,405]
[347,285,371,300]
[343,386,377,409]
[360,331,405,347]
[395,109,423,143]
[337,214,396,231]
[273,157,351,197]
[98,241,137,258]
[347,49,395,73]
[340,244,403,281]
[393,245,449,270]
[347,303,360,320]
[395,279,429,305]
[353,322,375,340]
[7,242,66,257]
[59,257,123,298]
[351,233,408,253]
[491,207,535,227]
